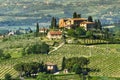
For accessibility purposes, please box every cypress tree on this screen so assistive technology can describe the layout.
[97,19,102,30]
[73,12,77,18]
[77,14,81,18]
[50,17,57,29]
[35,22,39,37]
[62,57,66,70]
[88,16,93,22]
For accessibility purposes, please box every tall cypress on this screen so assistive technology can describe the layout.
[73,12,77,18]
[88,16,93,22]
[61,57,66,70]
[50,17,57,29]
[97,19,102,30]
[35,22,39,37]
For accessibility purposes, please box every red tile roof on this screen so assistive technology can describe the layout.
[49,31,62,35]
[70,18,87,21]
[81,21,95,24]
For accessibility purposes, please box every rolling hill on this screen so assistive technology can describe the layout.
[0,0,120,26]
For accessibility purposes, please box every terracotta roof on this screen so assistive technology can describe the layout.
[81,21,95,24]
[69,18,87,20]
[49,31,62,35]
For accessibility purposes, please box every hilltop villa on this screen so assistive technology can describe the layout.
[59,18,95,30]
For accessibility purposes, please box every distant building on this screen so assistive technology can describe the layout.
[59,18,95,31]
[47,31,62,40]
[8,31,15,36]
[59,18,87,29]
[80,21,95,31]
[45,62,58,73]
[0,35,4,39]
[39,27,48,33]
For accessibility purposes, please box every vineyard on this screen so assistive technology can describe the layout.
[0,43,120,79]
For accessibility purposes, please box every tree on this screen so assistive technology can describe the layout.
[35,22,39,37]
[65,57,89,72]
[41,42,49,54]
[75,27,86,37]
[14,62,45,77]
[77,14,81,18]
[50,17,57,29]
[73,12,77,18]
[72,64,82,74]
[103,28,109,40]
[23,42,49,55]
[67,29,76,37]
[88,16,93,22]
[4,73,12,80]
[94,20,98,30]
[61,57,66,70]
[14,63,24,77]
[97,19,102,30]
[0,49,4,59]
[86,31,93,39]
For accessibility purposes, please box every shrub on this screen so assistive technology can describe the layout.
[4,73,12,80]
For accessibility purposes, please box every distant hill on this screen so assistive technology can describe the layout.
[0,0,120,26]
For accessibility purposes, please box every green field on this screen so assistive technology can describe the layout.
[0,37,120,79]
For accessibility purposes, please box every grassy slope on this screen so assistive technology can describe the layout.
[0,39,120,79]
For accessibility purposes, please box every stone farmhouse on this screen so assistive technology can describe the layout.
[59,18,95,31]
[47,31,62,40]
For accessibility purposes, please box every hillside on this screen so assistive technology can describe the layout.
[0,0,120,26]
[0,39,120,79]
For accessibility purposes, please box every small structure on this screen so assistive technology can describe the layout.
[0,35,4,39]
[80,21,95,31]
[39,27,48,33]
[45,62,58,73]
[47,31,62,40]
[8,31,15,36]
[64,69,68,74]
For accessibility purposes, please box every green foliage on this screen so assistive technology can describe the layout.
[88,16,93,22]
[0,49,4,59]
[73,12,77,18]
[35,22,39,37]
[67,29,76,37]
[86,31,93,39]
[14,62,45,77]
[23,42,49,55]
[61,57,66,70]
[0,49,11,60]
[50,17,57,29]
[65,57,89,72]
[37,73,57,80]
[76,27,86,37]
[73,12,81,18]
[4,73,12,80]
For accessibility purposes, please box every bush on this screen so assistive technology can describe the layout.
[4,73,12,80]
[22,42,49,55]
